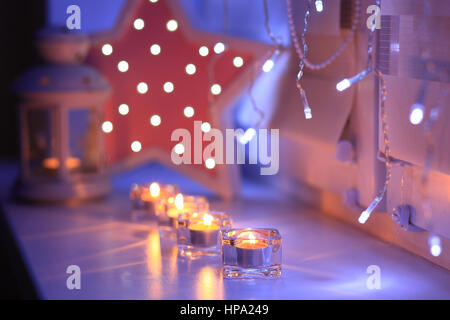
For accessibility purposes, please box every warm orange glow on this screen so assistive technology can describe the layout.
[167,208,180,218]
[248,232,257,245]
[203,213,213,226]
[189,214,219,231]
[174,193,184,210]
[146,230,162,299]
[196,266,223,299]
[236,231,267,249]
[43,157,81,170]
[149,182,160,197]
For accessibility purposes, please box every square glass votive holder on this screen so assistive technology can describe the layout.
[156,195,209,231]
[222,228,282,279]
[177,211,232,259]
[130,182,179,214]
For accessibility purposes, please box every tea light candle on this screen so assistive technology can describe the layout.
[178,211,232,258]
[222,228,281,279]
[188,213,220,247]
[236,232,269,267]
[141,182,162,202]
[165,193,184,227]
[139,182,179,212]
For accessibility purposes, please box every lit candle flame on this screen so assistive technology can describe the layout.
[203,214,213,226]
[149,182,160,197]
[247,233,256,245]
[175,193,184,210]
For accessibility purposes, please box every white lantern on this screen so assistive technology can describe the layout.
[14,29,111,202]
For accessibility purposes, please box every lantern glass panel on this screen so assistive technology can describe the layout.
[68,108,100,174]
[27,108,57,177]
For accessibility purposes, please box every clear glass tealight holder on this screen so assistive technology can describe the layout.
[177,211,232,259]
[130,182,179,214]
[156,195,209,233]
[222,228,282,279]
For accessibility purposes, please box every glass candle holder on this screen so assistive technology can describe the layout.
[222,228,282,279]
[156,195,209,230]
[130,182,178,214]
[177,211,232,258]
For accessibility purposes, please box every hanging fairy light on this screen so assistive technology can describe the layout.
[243,0,282,137]
[262,57,276,73]
[336,7,376,93]
[357,0,393,225]
[429,235,442,257]
[336,68,372,92]
[238,128,257,145]
[409,81,428,125]
[314,0,324,12]
[409,103,425,125]
[287,0,362,119]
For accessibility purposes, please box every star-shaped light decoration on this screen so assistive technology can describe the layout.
[87,0,270,198]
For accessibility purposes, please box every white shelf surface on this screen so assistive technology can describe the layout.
[2,163,450,299]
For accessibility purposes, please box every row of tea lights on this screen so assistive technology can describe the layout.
[130,182,282,279]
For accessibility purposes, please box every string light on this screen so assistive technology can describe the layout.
[358,70,391,224]
[238,128,257,145]
[413,1,448,256]
[336,6,375,92]
[262,59,275,73]
[429,235,442,257]
[357,0,392,224]
[409,81,428,125]
[336,68,372,92]
[287,0,361,119]
[314,0,324,12]
[419,88,448,255]
[409,103,425,125]
[243,0,280,138]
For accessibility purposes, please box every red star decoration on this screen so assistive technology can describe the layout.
[86,0,269,198]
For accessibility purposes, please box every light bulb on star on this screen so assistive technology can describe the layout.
[429,235,442,257]
[238,128,256,145]
[409,103,425,125]
[315,0,324,12]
